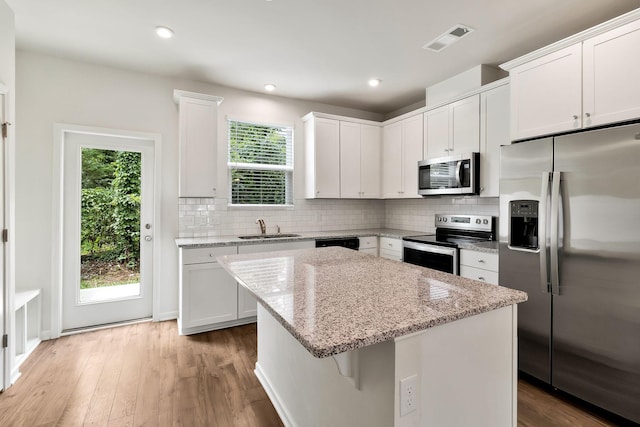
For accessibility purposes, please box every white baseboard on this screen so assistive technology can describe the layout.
[10,367,21,385]
[40,329,51,340]
[178,317,256,336]
[254,362,295,427]
[154,310,178,322]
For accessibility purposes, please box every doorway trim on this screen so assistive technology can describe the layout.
[0,81,13,391]
[51,124,162,339]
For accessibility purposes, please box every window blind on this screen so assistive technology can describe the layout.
[228,119,293,206]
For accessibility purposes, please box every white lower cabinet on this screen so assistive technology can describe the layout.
[358,236,378,256]
[237,240,315,318]
[179,246,239,335]
[459,249,499,285]
[379,237,402,261]
[179,240,316,335]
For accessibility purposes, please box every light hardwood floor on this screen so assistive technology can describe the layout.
[0,321,628,426]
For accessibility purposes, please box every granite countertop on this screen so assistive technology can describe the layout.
[176,228,499,254]
[218,247,526,358]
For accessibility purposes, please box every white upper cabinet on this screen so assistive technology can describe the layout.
[339,121,381,198]
[583,18,640,128]
[339,121,361,198]
[479,83,510,198]
[424,95,479,158]
[382,114,423,199]
[359,124,382,198]
[305,116,341,198]
[382,121,403,198]
[450,95,480,155]
[423,105,449,158]
[508,15,640,140]
[509,44,582,140]
[174,90,223,198]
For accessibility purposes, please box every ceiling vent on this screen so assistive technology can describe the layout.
[423,24,475,52]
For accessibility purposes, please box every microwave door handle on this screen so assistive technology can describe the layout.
[455,161,462,187]
[539,172,550,293]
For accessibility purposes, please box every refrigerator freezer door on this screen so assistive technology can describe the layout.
[499,138,553,383]
[553,123,640,423]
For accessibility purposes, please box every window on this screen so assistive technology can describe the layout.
[228,119,293,206]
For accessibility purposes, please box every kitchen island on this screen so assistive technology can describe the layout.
[218,247,527,427]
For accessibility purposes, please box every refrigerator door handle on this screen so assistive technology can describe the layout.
[539,172,551,293]
[550,171,561,295]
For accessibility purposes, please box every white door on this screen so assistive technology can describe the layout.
[360,124,381,199]
[0,90,7,389]
[61,132,154,331]
[339,121,361,198]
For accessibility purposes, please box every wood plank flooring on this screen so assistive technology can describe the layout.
[0,320,631,426]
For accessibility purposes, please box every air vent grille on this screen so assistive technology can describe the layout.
[423,24,474,52]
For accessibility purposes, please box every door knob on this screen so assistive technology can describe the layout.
[145,236,153,241]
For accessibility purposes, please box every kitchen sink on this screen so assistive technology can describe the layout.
[237,233,300,239]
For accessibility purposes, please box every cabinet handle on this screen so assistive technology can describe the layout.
[478,277,486,281]
[585,112,591,118]
[478,259,485,263]
[209,253,214,257]
[573,115,578,120]
[317,191,320,194]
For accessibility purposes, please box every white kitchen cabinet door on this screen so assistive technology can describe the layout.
[360,124,382,198]
[305,117,341,198]
[450,94,480,155]
[583,18,640,128]
[510,44,582,141]
[339,121,362,198]
[382,122,403,198]
[423,105,449,159]
[479,84,510,197]
[401,114,423,199]
[181,260,238,330]
[176,94,222,198]
[237,240,315,318]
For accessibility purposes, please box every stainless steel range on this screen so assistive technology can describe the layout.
[402,214,496,274]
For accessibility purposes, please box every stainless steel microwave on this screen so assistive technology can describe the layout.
[418,152,479,196]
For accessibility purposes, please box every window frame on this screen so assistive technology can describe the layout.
[227,117,294,208]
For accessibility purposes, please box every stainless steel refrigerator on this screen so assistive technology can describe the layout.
[499,122,640,423]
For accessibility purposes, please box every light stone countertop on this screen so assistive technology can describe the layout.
[176,228,499,254]
[218,247,526,358]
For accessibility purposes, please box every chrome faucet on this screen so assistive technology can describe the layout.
[256,218,266,235]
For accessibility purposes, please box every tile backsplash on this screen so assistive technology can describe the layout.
[178,196,499,237]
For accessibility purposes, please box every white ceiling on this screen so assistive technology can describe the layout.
[7,0,640,115]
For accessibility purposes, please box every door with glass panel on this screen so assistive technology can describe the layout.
[62,132,154,331]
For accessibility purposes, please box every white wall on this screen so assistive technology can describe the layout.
[15,51,385,334]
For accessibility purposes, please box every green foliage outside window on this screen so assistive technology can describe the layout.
[228,121,292,205]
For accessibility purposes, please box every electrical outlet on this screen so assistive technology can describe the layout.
[400,374,418,416]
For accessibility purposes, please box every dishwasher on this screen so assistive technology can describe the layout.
[315,237,360,250]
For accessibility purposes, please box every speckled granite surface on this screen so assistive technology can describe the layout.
[176,228,499,254]
[218,247,526,358]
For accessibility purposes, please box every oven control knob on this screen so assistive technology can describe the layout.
[443,218,447,222]
[483,219,489,224]
[476,219,481,224]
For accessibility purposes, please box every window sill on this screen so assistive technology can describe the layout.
[227,204,294,211]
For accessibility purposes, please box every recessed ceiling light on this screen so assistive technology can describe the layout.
[155,26,174,39]
[368,78,381,87]
[264,84,276,92]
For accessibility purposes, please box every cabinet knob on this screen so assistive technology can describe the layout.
[585,112,591,118]
[478,277,486,281]
[573,115,578,120]
[478,259,485,263]
[480,187,484,192]
[317,191,320,194]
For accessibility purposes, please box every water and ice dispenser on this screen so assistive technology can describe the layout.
[509,200,539,250]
